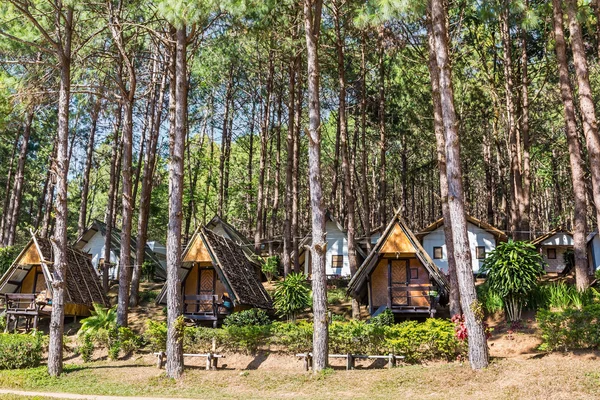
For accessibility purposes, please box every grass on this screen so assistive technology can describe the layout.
[0,354,599,399]
[326,287,348,306]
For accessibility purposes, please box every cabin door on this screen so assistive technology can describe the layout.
[196,267,216,313]
[389,260,409,306]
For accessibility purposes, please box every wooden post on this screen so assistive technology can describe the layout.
[156,352,164,369]
[388,353,396,369]
[206,353,212,371]
[347,353,354,370]
[211,355,218,370]
[302,354,312,372]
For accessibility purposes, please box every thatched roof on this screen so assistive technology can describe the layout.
[156,227,272,310]
[200,228,271,309]
[205,215,257,260]
[74,220,166,280]
[348,209,449,300]
[0,235,108,308]
[416,214,507,242]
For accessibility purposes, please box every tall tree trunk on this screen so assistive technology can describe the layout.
[500,0,523,239]
[333,0,359,319]
[283,48,296,276]
[4,108,34,246]
[246,98,256,231]
[558,0,590,290]
[218,66,234,217]
[292,57,303,272]
[130,55,168,307]
[166,26,186,380]
[519,3,531,240]
[77,97,101,239]
[377,27,387,227]
[566,0,600,255]
[304,0,328,372]
[360,31,372,250]
[430,0,489,370]
[39,138,58,238]
[255,53,274,253]
[103,105,123,292]
[270,92,283,254]
[48,4,73,378]
[1,132,20,244]
[426,13,461,317]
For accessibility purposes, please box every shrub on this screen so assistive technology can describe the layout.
[0,246,20,277]
[145,320,167,352]
[329,320,386,354]
[482,240,545,321]
[476,283,504,314]
[118,327,143,355]
[184,326,224,353]
[79,333,94,362]
[262,256,279,283]
[223,325,271,354]
[78,304,116,336]
[142,261,156,282]
[369,309,394,327]
[223,308,270,327]
[384,319,464,363]
[269,321,313,353]
[537,304,600,351]
[139,290,158,304]
[0,333,43,369]
[327,287,347,306]
[273,272,311,323]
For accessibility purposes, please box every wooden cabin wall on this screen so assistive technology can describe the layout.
[183,263,227,300]
[371,258,389,308]
[408,258,429,307]
[19,265,45,294]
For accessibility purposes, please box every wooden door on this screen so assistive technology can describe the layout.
[390,260,408,306]
[197,268,215,313]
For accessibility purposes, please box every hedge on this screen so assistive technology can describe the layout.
[537,304,600,352]
[0,333,43,369]
[145,318,464,362]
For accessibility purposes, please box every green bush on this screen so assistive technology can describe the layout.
[145,320,167,352]
[537,304,600,351]
[273,272,311,323]
[262,256,279,283]
[482,240,545,321]
[0,333,43,369]
[476,283,504,314]
[384,319,464,363]
[327,287,347,306]
[370,309,394,327]
[223,325,271,354]
[329,320,386,354]
[223,308,270,327]
[0,246,20,277]
[78,304,116,336]
[79,333,94,362]
[184,326,224,353]
[269,321,313,353]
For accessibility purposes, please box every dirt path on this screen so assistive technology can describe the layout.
[0,389,195,400]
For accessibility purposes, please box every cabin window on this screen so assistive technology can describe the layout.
[433,247,443,259]
[332,255,344,268]
[476,246,486,259]
[410,268,418,280]
[547,248,557,259]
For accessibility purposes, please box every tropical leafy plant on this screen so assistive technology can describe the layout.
[261,256,279,283]
[78,304,117,336]
[273,272,311,323]
[482,240,545,321]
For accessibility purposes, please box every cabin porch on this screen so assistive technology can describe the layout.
[181,263,232,325]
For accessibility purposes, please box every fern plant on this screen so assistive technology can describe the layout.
[78,304,117,336]
[482,240,545,322]
[273,273,311,323]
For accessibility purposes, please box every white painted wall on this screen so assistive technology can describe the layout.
[303,220,352,277]
[79,231,119,279]
[421,222,497,274]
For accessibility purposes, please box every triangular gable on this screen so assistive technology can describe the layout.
[348,209,449,299]
[417,214,507,242]
[182,231,212,263]
[380,223,417,254]
[531,227,573,246]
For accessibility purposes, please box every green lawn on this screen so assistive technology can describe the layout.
[0,353,599,399]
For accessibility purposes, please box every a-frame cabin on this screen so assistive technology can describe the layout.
[157,227,271,326]
[348,210,449,318]
[0,235,109,329]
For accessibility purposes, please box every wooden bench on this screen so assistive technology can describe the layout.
[154,352,225,370]
[296,352,405,371]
